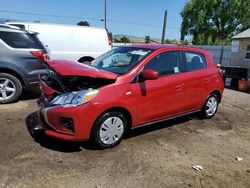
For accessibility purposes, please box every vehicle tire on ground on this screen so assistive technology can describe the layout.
[92,111,128,149]
[201,93,219,119]
[0,73,22,104]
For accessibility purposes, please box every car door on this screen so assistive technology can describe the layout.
[180,51,209,110]
[133,50,187,125]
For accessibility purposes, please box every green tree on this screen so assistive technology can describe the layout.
[165,39,178,44]
[165,39,172,44]
[182,39,189,45]
[120,36,130,43]
[77,21,90,26]
[114,38,121,43]
[180,0,250,45]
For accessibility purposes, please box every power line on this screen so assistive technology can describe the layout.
[0,9,179,30]
[108,19,162,28]
[109,20,179,30]
[0,9,100,21]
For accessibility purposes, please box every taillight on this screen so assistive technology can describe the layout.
[30,51,49,64]
[217,64,225,77]
[108,36,112,46]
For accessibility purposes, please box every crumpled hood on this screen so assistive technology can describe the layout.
[47,60,118,80]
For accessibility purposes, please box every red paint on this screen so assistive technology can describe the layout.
[30,51,48,63]
[140,69,159,80]
[38,76,56,96]
[38,45,224,141]
[46,60,118,79]
[238,79,249,91]
[108,35,112,46]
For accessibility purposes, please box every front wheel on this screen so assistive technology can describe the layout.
[92,111,128,149]
[0,73,22,104]
[201,94,219,119]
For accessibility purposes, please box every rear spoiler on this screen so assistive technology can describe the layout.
[26,30,39,35]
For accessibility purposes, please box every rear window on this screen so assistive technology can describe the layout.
[0,31,44,49]
[184,51,207,71]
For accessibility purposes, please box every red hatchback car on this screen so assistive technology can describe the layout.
[26,45,224,149]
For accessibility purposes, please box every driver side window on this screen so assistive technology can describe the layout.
[144,51,181,76]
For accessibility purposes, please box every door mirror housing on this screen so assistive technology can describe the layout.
[140,69,159,80]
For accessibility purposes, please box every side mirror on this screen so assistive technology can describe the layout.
[140,69,159,80]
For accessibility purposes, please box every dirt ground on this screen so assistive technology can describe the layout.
[0,88,249,188]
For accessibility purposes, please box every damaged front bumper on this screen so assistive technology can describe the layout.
[25,111,45,138]
[25,100,98,142]
[25,69,105,142]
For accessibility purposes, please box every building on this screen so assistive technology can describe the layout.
[230,28,250,69]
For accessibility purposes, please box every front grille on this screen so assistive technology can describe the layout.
[59,117,75,132]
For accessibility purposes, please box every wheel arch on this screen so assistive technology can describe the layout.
[0,67,25,85]
[78,56,94,63]
[210,90,222,103]
[91,106,133,133]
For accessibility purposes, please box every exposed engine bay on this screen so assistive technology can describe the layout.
[38,60,118,107]
[41,71,116,94]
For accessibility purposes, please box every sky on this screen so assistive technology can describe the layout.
[0,0,187,40]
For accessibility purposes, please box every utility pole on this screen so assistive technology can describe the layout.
[104,0,107,29]
[161,10,167,44]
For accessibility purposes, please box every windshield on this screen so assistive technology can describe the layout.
[90,47,153,74]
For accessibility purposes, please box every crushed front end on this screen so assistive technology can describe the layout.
[25,60,117,141]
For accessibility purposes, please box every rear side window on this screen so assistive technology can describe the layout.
[184,52,207,71]
[145,51,181,76]
[0,31,44,49]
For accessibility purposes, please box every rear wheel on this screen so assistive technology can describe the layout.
[92,111,128,149]
[78,57,94,65]
[201,93,219,119]
[0,73,22,104]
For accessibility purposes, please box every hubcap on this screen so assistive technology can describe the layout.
[206,96,218,116]
[0,78,16,101]
[99,117,124,145]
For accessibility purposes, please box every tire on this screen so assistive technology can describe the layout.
[0,73,22,104]
[92,111,128,149]
[201,93,219,119]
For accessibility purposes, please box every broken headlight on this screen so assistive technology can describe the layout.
[50,89,99,107]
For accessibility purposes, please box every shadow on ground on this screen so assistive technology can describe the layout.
[225,86,250,94]
[126,114,193,139]
[34,135,84,152]
[20,86,41,101]
[32,113,196,152]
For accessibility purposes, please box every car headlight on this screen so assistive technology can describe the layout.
[50,89,99,107]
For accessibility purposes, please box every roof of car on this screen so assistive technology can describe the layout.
[0,24,26,33]
[123,44,207,53]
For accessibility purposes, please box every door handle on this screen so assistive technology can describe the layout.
[205,78,210,83]
[175,84,184,91]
